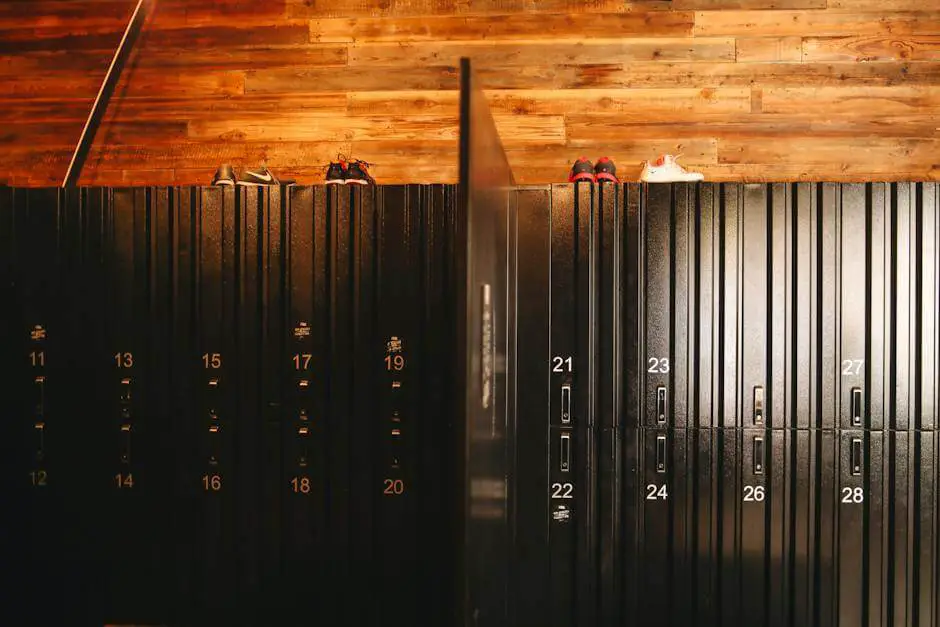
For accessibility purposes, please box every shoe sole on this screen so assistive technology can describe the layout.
[213,181,236,186]
[569,172,595,183]
[641,175,704,183]
[344,179,371,185]
[325,180,347,185]
[595,173,619,183]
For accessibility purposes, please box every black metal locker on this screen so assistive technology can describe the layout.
[548,184,577,627]
[511,186,551,627]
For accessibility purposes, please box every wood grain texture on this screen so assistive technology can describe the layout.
[0,0,938,185]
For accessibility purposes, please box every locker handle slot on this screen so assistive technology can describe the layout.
[851,438,863,476]
[656,386,667,424]
[753,436,764,475]
[119,377,131,403]
[33,376,45,416]
[851,388,863,427]
[753,386,764,425]
[655,435,666,473]
[561,384,571,424]
[560,432,571,473]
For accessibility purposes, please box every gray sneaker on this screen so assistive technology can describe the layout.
[212,164,237,186]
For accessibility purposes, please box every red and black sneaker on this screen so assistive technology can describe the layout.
[325,161,347,185]
[568,157,595,183]
[345,159,375,186]
[594,157,619,184]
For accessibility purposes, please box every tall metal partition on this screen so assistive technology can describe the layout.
[457,58,516,627]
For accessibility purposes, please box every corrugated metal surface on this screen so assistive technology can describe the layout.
[1,182,939,626]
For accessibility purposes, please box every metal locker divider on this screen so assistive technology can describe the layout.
[327,184,359,625]
[281,185,326,621]
[766,429,790,627]
[922,430,940,625]
[888,430,914,626]
[596,182,623,625]
[770,184,789,432]
[719,184,741,429]
[690,426,719,627]
[921,184,939,433]
[374,185,420,626]
[347,185,379,625]
[620,182,640,621]
[549,184,577,627]
[790,429,820,626]
[717,427,739,626]
[793,184,817,429]
[869,183,889,432]
[258,185,284,618]
[894,184,917,432]
[820,185,839,432]
[574,181,597,627]
[643,183,671,429]
[818,429,838,627]
[512,187,551,627]
[835,430,884,626]
[237,187,265,612]
[671,183,692,431]
[695,183,718,430]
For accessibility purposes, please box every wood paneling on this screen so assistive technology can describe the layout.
[0,0,937,185]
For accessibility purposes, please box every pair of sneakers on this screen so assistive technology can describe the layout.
[325,158,375,185]
[569,157,619,184]
[212,164,294,186]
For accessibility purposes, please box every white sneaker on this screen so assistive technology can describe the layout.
[640,155,704,183]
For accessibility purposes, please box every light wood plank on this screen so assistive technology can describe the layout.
[736,37,803,62]
[718,137,940,164]
[288,0,672,18]
[310,12,693,43]
[346,88,750,116]
[187,112,565,144]
[673,0,825,9]
[694,10,940,37]
[347,38,737,67]
[566,113,940,140]
[761,86,940,115]
[803,35,940,63]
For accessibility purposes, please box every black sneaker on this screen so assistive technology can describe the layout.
[568,157,595,183]
[238,165,294,186]
[594,157,619,184]
[325,161,347,185]
[345,160,375,186]
[212,164,237,186]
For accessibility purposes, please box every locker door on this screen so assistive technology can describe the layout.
[836,430,883,626]
[548,184,577,627]
[637,427,679,627]
[739,429,769,626]
[280,186,326,620]
[512,187,551,627]
[375,186,421,627]
[839,184,868,431]
[819,429,838,627]
[791,429,821,626]
[741,184,768,431]
[643,183,672,429]
[98,189,169,623]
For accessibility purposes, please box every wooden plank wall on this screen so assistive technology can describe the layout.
[0,0,937,186]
